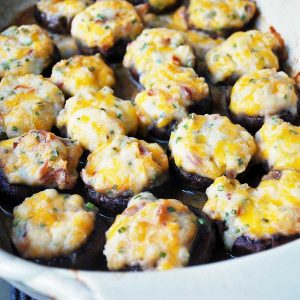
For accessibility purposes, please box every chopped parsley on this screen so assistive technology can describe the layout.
[159,252,166,258]
[12,126,18,132]
[85,202,99,212]
[175,136,182,143]
[118,226,127,234]
[167,207,176,213]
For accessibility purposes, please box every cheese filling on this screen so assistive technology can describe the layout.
[36,0,92,23]
[71,0,143,51]
[51,54,115,96]
[0,130,83,189]
[0,74,65,138]
[56,87,138,151]
[204,170,300,250]
[169,114,256,180]
[255,118,300,171]
[188,0,256,32]
[140,63,209,102]
[205,30,283,83]
[104,192,198,270]
[230,69,298,116]
[123,28,195,75]
[81,136,169,196]
[12,189,95,259]
[0,25,55,78]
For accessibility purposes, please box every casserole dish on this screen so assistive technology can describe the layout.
[0,0,299,299]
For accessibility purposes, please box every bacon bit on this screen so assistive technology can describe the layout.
[125,202,147,216]
[263,170,282,181]
[187,153,203,166]
[172,55,181,65]
[147,89,156,96]
[226,192,232,200]
[237,207,242,216]
[14,85,35,93]
[182,86,193,99]
[157,204,168,224]
[57,82,64,89]
[28,49,34,56]
[225,170,237,179]
[138,143,149,156]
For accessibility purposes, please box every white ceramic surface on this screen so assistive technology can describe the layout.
[0,1,300,299]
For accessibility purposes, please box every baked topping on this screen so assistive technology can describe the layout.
[169,114,256,179]
[0,24,55,78]
[123,28,195,75]
[51,54,115,96]
[104,192,198,270]
[140,63,209,102]
[0,130,83,189]
[0,74,65,138]
[56,87,137,151]
[81,136,169,196]
[255,118,300,171]
[12,189,95,259]
[205,30,283,83]
[204,170,300,249]
[230,69,297,116]
[188,0,256,32]
[71,0,143,51]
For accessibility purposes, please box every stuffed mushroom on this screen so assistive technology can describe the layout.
[123,28,195,78]
[0,130,83,201]
[228,69,298,133]
[135,63,210,139]
[187,0,256,35]
[205,29,285,84]
[81,136,169,213]
[56,87,138,151]
[204,170,300,255]
[104,192,215,271]
[0,74,65,139]
[50,54,115,97]
[12,189,106,269]
[0,24,57,78]
[71,0,144,62]
[255,117,300,172]
[169,114,256,190]
[35,0,93,34]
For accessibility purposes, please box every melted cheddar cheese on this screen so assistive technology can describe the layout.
[0,25,55,78]
[0,131,83,189]
[37,0,92,24]
[104,192,198,270]
[0,75,65,138]
[12,189,95,259]
[56,87,137,151]
[140,63,209,101]
[71,0,143,52]
[255,118,300,171]
[51,54,115,96]
[204,171,300,249]
[81,136,169,196]
[135,87,188,130]
[123,28,195,75]
[230,69,297,116]
[188,0,256,32]
[169,114,256,180]
[205,30,282,83]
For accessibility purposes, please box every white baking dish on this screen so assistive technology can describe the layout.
[0,1,299,299]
